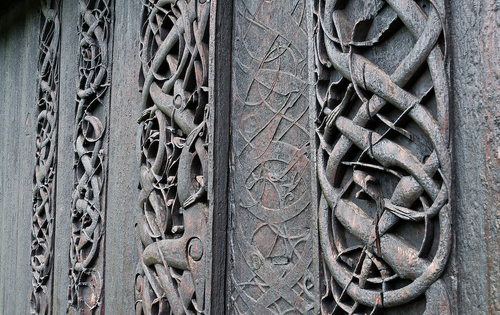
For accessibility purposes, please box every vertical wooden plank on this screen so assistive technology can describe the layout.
[102,0,141,313]
[17,4,41,313]
[52,0,79,312]
[450,0,500,313]
[306,1,322,313]
[14,10,42,310]
[228,1,316,313]
[0,11,5,313]
[207,0,233,313]
[0,1,40,313]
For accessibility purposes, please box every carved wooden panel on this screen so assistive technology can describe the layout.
[313,0,452,314]
[67,0,113,313]
[229,0,316,313]
[134,0,211,314]
[21,0,460,313]
[31,1,61,314]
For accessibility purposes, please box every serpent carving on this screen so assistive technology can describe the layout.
[314,0,452,314]
[67,0,112,313]
[134,0,210,314]
[31,1,61,314]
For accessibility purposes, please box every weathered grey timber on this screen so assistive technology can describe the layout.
[51,0,80,313]
[228,1,317,313]
[102,0,142,313]
[207,0,232,313]
[0,1,40,314]
[51,0,81,313]
[449,0,500,314]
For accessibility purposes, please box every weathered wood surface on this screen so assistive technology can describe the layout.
[0,1,40,314]
[52,0,80,313]
[229,0,317,313]
[207,0,232,313]
[102,0,141,313]
[449,0,500,313]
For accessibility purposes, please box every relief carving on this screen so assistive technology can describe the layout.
[31,1,61,313]
[229,0,315,313]
[314,0,452,314]
[67,0,112,313]
[134,0,211,314]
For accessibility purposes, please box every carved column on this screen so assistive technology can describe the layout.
[313,0,452,314]
[134,0,213,314]
[228,0,317,313]
[67,0,113,313]
[31,1,61,314]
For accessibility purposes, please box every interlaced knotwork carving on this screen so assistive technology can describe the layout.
[31,1,61,314]
[229,0,315,314]
[135,0,210,314]
[314,0,452,314]
[68,0,112,313]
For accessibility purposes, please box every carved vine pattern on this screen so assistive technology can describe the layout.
[31,1,61,314]
[67,0,111,313]
[314,0,452,314]
[229,0,315,313]
[134,0,210,314]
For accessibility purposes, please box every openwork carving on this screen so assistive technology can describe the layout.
[229,0,315,313]
[134,0,211,314]
[31,1,61,314]
[314,0,452,314]
[67,0,112,313]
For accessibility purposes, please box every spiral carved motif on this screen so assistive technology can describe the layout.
[67,0,112,313]
[314,0,452,314]
[31,1,61,314]
[134,0,210,314]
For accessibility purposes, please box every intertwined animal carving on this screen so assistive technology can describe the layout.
[31,1,61,314]
[314,0,452,314]
[135,0,210,314]
[68,0,112,313]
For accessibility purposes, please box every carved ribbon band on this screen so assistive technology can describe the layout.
[68,0,112,313]
[135,0,211,314]
[31,1,61,314]
[315,0,452,314]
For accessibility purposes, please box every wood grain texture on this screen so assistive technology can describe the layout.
[450,0,500,313]
[0,2,40,314]
[51,0,80,313]
[102,0,141,313]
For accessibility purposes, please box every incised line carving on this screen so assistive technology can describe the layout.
[229,0,315,313]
